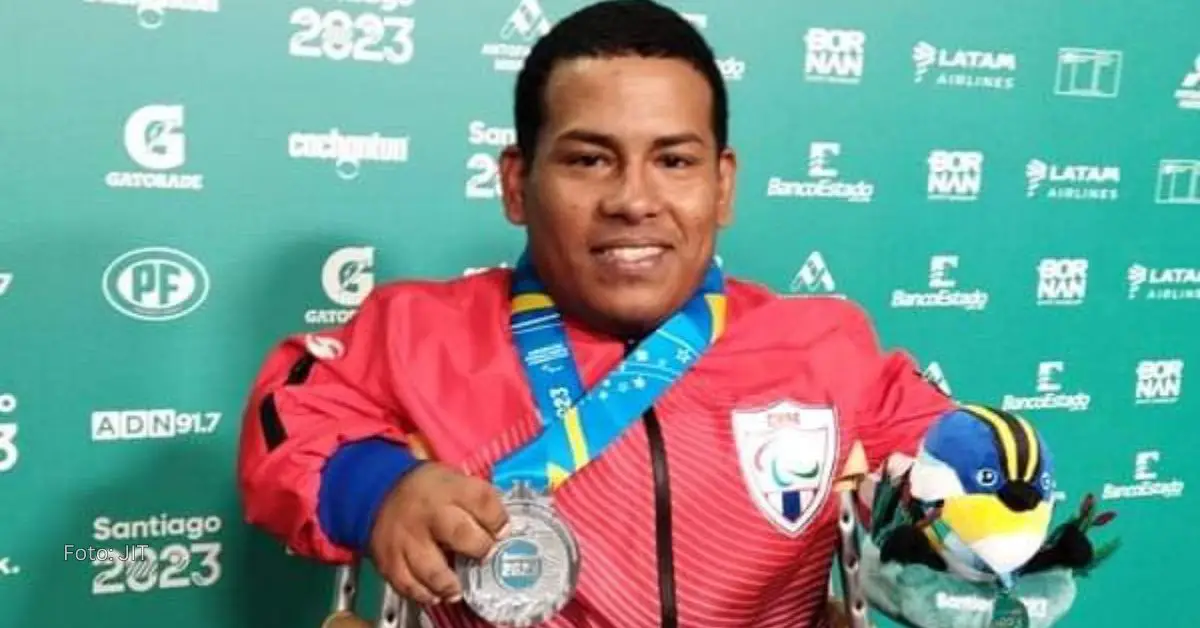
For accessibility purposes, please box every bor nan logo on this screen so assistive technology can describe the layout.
[804,28,865,85]
[106,105,203,191]
[733,400,837,537]
[927,150,983,201]
[103,247,210,322]
[1036,258,1088,306]
[1135,360,1183,405]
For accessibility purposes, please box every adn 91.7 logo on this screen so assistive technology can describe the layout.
[289,0,415,66]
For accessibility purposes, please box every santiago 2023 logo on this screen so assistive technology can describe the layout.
[102,247,210,321]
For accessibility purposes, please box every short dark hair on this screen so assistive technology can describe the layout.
[513,0,728,164]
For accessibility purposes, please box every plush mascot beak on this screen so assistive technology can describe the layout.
[940,481,1052,577]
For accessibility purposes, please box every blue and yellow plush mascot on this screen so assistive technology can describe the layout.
[860,404,1119,628]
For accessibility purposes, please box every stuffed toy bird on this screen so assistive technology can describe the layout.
[860,404,1120,628]
[880,404,1057,586]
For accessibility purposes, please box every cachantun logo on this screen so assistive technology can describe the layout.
[102,247,210,322]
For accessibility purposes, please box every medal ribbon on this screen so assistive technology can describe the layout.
[491,249,727,493]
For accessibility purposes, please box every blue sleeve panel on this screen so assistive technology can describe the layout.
[318,437,424,552]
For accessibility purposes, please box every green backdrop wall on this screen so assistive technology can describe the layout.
[2,0,1197,626]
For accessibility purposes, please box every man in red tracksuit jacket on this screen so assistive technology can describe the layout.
[237,2,956,626]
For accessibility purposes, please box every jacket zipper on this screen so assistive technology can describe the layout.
[626,340,678,627]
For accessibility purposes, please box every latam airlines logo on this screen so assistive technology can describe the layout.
[912,41,1017,90]
[1128,263,1200,301]
[1025,159,1120,201]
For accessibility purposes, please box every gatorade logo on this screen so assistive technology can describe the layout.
[102,247,210,322]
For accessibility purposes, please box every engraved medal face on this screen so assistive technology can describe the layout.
[456,483,580,627]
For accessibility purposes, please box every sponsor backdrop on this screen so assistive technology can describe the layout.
[1,0,1196,626]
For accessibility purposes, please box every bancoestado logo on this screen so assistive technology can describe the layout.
[890,255,989,312]
[92,409,222,441]
[90,514,222,595]
[1103,451,1185,501]
[0,393,18,475]
[678,12,745,82]
[1001,361,1091,413]
[105,104,203,191]
[84,0,220,30]
[465,121,514,200]
[102,247,210,321]
[766,141,875,203]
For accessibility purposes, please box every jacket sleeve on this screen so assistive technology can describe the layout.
[837,301,957,485]
[237,287,423,564]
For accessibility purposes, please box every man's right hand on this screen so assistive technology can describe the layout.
[368,462,510,605]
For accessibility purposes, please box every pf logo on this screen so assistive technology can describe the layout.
[102,247,210,322]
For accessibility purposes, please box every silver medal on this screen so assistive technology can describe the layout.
[456,481,581,627]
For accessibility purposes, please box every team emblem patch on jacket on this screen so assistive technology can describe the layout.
[732,400,838,537]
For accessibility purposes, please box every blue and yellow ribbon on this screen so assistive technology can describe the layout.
[493,249,726,492]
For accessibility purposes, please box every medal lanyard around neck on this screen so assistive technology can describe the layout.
[491,249,727,493]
